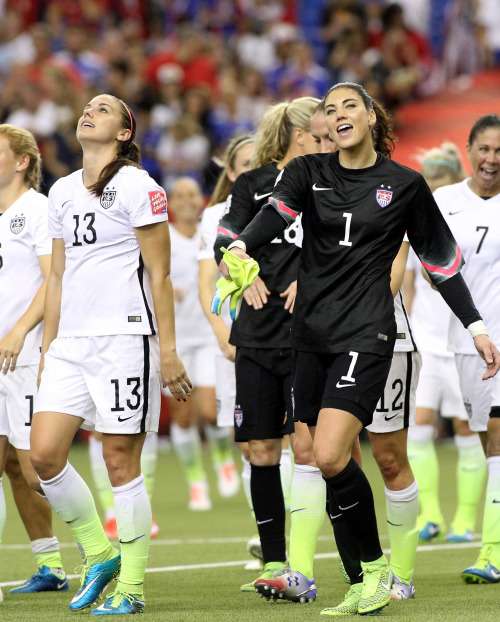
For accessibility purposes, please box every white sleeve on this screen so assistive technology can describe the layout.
[32,198,52,256]
[122,169,169,228]
[198,208,217,261]
[47,184,63,239]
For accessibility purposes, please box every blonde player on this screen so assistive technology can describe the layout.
[29,94,191,615]
[0,124,67,597]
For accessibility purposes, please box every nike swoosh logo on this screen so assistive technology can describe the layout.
[380,572,393,591]
[491,570,500,579]
[119,534,146,544]
[118,415,134,422]
[312,183,333,191]
[70,573,104,603]
[254,192,272,201]
[387,520,403,526]
[448,211,463,216]
[57,579,69,589]
[338,501,359,511]
[256,518,274,525]
[384,413,399,421]
[329,513,342,520]
[290,508,307,514]
[493,499,500,503]
[336,382,355,389]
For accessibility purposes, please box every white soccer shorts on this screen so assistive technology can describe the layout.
[0,364,38,450]
[367,351,422,433]
[455,353,500,432]
[36,335,161,434]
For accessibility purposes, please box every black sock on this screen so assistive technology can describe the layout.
[324,458,383,563]
[327,494,363,584]
[250,463,286,564]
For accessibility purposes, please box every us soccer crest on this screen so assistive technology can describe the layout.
[10,216,25,234]
[234,407,243,428]
[376,188,393,208]
[100,190,116,209]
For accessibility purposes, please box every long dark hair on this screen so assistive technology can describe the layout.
[87,96,142,197]
[323,82,396,158]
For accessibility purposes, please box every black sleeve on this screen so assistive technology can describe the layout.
[435,272,482,328]
[238,206,288,252]
[406,176,464,286]
[214,174,254,264]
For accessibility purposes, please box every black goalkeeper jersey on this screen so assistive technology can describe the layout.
[239,152,464,358]
[214,162,301,348]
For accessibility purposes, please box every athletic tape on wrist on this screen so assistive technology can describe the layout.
[468,320,489,339]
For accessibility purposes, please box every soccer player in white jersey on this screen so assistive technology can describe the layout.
[0,124,68,599]
[166,176,239,511]
[405,144,487,544]
[431,114,500,584]
[28,94,191,615]
[198,134,262,562]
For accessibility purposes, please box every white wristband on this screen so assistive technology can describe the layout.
[228,240,247,253]
[468,320,489,339]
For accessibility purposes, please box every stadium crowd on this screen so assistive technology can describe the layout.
[0,0,498,196]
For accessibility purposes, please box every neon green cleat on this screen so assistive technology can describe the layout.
[358,558,392,616]
[321,583,362,616]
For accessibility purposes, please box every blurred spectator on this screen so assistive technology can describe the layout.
[55,25,107,88]
[0,9,36,76]
[477,0,500,65]
[150,63,184,130]
[156,114,210,192]
[274,39,331,98]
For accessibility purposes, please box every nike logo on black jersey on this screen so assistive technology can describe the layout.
[448,210,463,216]
[253,191,272,201]
[312,183,333,191]
[384,413,399,421]
[336,381,355,389]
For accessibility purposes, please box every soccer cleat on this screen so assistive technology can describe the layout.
[390,574,415,600]
[9,566,69,593]
[358,559,392,615]
[418,521,441,541]
[247,535,263,562]
[91,590,145,615]
[216,461,240,498]
[254,567,317,603]
[461,546,500,584]
[320,583,362,616]
[188,480,212,511]
[338,558,351,585]
[69,555,121,611]
[150,515,160,538]
[446,527,473,543]
[105,517,119,540]
[240,562,285,593]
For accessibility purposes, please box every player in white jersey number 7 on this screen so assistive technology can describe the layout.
[29,94,191,616]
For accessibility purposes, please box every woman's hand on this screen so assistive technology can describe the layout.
[280,280,297,313]
[474,335,500,380]
[244,276,270,310]
[0,327,26,374]
[161,350,193,401]
[219,247,249,278]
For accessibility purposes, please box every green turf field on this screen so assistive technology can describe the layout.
[0,440,497,621]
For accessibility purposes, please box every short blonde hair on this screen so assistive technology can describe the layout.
[418,142,466,184]
[251,97,320,169]
[0,124,42,191]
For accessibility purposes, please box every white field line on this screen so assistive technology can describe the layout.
[0,539,480,588]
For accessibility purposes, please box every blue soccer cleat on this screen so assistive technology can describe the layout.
[461,546,500,584]
[254,566,317,603]
[9,566,68,593]
[418,521,441,541]
[69,555,121,611]
[91,590,145,615]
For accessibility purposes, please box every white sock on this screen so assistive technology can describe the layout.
[280,448,293,511]
[241,455,253,514]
